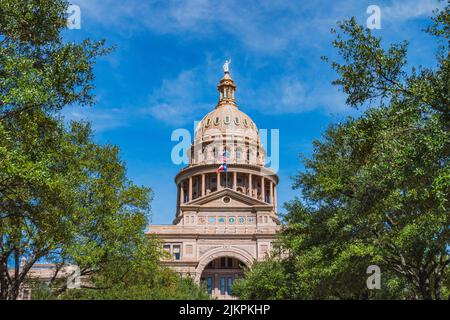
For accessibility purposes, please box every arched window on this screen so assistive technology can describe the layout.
[236,147,242,160]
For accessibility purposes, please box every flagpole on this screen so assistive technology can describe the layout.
[225,151,228,188]
[226,152,228,188]
[226,168,228,188]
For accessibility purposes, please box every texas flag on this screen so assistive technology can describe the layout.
[216,163,228,173]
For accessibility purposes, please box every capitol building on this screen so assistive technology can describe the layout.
[147,63,280,299]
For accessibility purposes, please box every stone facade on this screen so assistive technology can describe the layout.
[147,65,280,299]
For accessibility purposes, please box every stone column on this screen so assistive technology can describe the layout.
[248,173,252,197]
[196,176,199,198]
[217,171,221,191]
[176,184,180,211]
[215,273,219,296]
[201,173,206,196]
[261,176,265,202]
[189,176,193,201]
[274,184,277,211]
[180,181,184,204]
[269,180,273,204]
[233,171,237,191]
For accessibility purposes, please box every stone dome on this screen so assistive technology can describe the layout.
[194,67,259,144]
[194,103,259,144]
[189,65,265,166]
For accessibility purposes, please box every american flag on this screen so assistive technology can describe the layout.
[219,151,229,163]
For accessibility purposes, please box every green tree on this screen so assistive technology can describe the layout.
[0,111,159,299]
[233,258,292,300]
[0,0,207,300]
[0,0,112,300]
[235,5,449,300]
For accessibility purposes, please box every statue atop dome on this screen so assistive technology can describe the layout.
[223,59,231,73]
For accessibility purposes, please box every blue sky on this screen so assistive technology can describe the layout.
[61,0,443,224]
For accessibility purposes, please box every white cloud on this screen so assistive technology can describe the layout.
[71,0,441,120]
[139,61,351,125]
[140,68,213,126]
[73,0,445,54]
[240,76,349,115]
[62,105,128,132]
[73,0,361,54]
[279,78,307,112]
[383,0,444,22]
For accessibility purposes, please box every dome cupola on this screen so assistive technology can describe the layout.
[217,59,237,107]
[191,61,265,166]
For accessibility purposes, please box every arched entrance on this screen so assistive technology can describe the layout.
[195,248,253,299]
[200,257,245,299]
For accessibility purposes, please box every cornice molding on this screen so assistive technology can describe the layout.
[175,163,278,185]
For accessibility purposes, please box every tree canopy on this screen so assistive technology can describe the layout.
[0,0,207,300]
[234,4,449,300]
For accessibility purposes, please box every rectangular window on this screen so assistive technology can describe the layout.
[227,277,233,295]
[172,245,181,260]
[207,277,213,295]
[163,243,183,260]
[22,289,30,300]
[163,244,171,253]
[220,277,226,295]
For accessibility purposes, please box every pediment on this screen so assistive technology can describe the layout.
[182,188,269,209]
